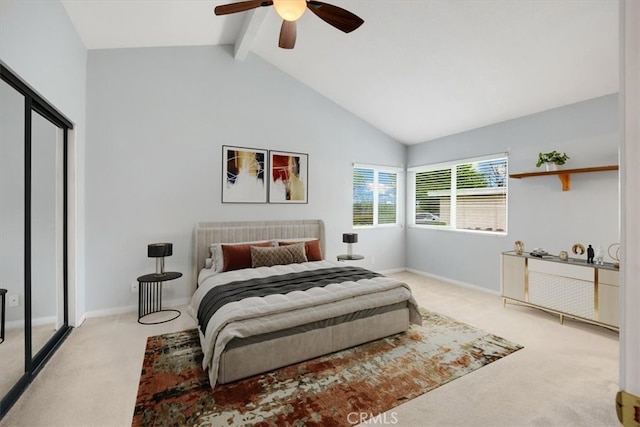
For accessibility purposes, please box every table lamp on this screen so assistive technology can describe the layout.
[148,243,172,275]
[342,233,358,256]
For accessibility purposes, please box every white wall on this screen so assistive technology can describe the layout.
[406,94,619,292]
[85,45,406,313]
[0,0,87,325]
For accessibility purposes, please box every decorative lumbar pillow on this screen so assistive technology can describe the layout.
[212,241,272,272]
[251,243,308,268]
[278,239,323,261]
[221,242,273,272]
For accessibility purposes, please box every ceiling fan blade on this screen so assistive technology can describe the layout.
[278,20,297,49]
[214,0,273,16]
[306,1,364,33]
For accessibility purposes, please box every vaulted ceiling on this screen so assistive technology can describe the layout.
[61,0,618,145]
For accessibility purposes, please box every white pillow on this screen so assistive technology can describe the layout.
[209,240,273,272]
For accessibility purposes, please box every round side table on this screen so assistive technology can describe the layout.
[137,272,182,325]
[337,254,364,261]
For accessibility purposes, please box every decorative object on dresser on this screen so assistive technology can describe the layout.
[514,240,524,255]
[608,243,620,268]
[594,246,604,265]
[132,309,522,426]
[138,243,181,325]
[501,251,619,330]
[572,243,586,256]
[587,244,595,263]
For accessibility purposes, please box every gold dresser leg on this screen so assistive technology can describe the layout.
[616,390,640,426]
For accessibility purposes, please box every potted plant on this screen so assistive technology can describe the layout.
[536,151,569,171]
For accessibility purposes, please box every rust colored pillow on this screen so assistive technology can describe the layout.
[221,242,273,272]
[278,239,323,261]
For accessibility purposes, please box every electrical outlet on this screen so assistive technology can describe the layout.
[8,294,19,307]
[130,281,139,293]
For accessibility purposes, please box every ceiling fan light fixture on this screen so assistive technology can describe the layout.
[273,0,306,21]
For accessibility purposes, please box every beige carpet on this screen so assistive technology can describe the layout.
[0,271,620,426]
[1,322,61,399]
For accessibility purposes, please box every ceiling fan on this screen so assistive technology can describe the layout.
[214,0,364,49]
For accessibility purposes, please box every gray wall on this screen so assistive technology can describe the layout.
[86,45,406,313]
[406,94,619,292]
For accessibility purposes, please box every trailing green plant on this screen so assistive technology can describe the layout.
[536,151,569,167]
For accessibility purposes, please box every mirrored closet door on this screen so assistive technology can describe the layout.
[0,65,73,418]
[30,110,66,358]
[0,76,27,407]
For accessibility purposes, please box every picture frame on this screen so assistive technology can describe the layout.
[222,145,268,203]
[269,150,308,204]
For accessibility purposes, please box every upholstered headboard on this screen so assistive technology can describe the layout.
[193,219,326,279]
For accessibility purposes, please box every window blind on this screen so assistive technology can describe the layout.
[412,156,507,233]
[352,165,399,227]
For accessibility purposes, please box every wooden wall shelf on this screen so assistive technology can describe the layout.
[509,165,619,191]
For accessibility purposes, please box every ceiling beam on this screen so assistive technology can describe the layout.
[234,7,268,61]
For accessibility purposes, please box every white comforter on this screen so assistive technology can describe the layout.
[187,260,421,387]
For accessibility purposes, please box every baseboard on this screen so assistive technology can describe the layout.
[74,313,87,327]
[405,268,501,296]
[378,267,406,275]
[81,297,191,322]
[5,315,57,331]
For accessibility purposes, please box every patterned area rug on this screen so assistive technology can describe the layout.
[133,310,522,426]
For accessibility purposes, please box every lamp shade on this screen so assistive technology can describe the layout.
[342,233,358,244]
[273,0,307,21]
[148,243,172,258]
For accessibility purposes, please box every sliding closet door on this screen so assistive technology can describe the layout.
[0,77,27,405]
[0,65,72,418]
[30,110,65,358]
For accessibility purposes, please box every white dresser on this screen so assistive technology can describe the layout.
[501,251,619,330]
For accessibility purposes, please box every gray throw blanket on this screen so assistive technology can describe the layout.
[197,266,381,333]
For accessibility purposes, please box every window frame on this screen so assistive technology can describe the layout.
[407,153,508,235]
[352,163,403,228]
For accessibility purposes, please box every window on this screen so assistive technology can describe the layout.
[409,155,508,233]
[352,165,399,226]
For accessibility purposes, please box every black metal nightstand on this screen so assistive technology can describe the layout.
[136,272,182,324]
[337,254,364,261]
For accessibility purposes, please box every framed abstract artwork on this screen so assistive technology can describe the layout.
[222,145,268,203]
[269,150,308,203]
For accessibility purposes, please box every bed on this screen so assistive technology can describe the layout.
[188,219,421,387]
